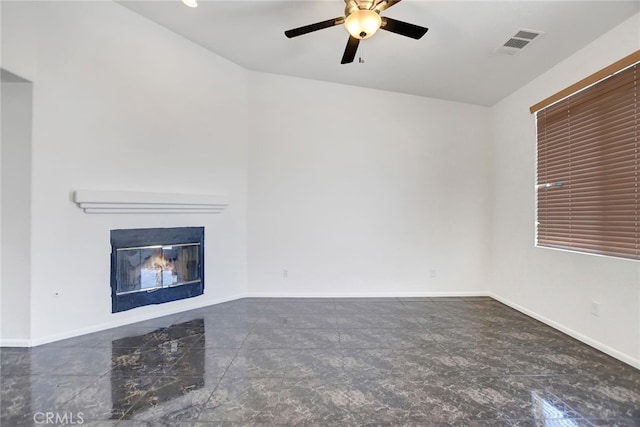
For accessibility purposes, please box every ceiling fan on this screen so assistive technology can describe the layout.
[284,0,428,64]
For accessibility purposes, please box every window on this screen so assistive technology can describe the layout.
[532,51,639,260]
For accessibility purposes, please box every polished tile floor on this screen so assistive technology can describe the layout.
[2,297,639,426]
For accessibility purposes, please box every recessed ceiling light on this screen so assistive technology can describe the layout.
[181,0,197,8]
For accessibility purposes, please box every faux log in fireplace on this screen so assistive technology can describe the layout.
[110,227,204,313]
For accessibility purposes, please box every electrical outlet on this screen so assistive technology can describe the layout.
[283,269,288,278]
[430,269,437,278]
[591,301,600,317]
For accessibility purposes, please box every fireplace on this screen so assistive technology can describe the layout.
[110,227,204,313]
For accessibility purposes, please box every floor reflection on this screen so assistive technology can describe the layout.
[111,318,205,419]
[531,390,579,426]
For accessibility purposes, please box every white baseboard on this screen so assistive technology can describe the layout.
[245,291,491,298]
[0,338,31,347]
[490,293,640,370]
[1,293,245,348]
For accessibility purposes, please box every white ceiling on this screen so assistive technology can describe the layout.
[118,0,640,106]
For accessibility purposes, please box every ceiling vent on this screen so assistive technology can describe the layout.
[497,28,543,55]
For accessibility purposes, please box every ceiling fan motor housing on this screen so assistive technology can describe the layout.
[344,0,373,16]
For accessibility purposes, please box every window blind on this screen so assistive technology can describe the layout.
[535,62,639,260]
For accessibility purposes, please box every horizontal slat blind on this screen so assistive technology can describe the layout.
[536,63,639,260]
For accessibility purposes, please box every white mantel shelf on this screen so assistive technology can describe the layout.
[73,190,228,214]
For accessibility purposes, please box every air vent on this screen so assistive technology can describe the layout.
[514,30,540,40]
[503,38,530,49]
[497,28,543,55]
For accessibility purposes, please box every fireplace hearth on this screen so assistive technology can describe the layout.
[110,227,204,313]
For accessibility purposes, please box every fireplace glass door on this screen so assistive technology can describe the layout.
[115,243,201,295]
[110,226,204,313]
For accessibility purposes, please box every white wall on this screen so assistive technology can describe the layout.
[1,1,249,345]
[489,13,640,368]
[247,72,492,297]
[0,77,32,344]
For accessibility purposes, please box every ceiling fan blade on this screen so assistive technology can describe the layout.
[341,36,360,64]
[373,0,401,13]
[380,17,428,39]
[285,17,345,38]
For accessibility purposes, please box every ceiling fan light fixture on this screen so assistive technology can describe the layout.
[345,9,381,39]
[181,0,198,8]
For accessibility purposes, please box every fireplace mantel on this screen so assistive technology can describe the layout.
[73,190,228,214]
